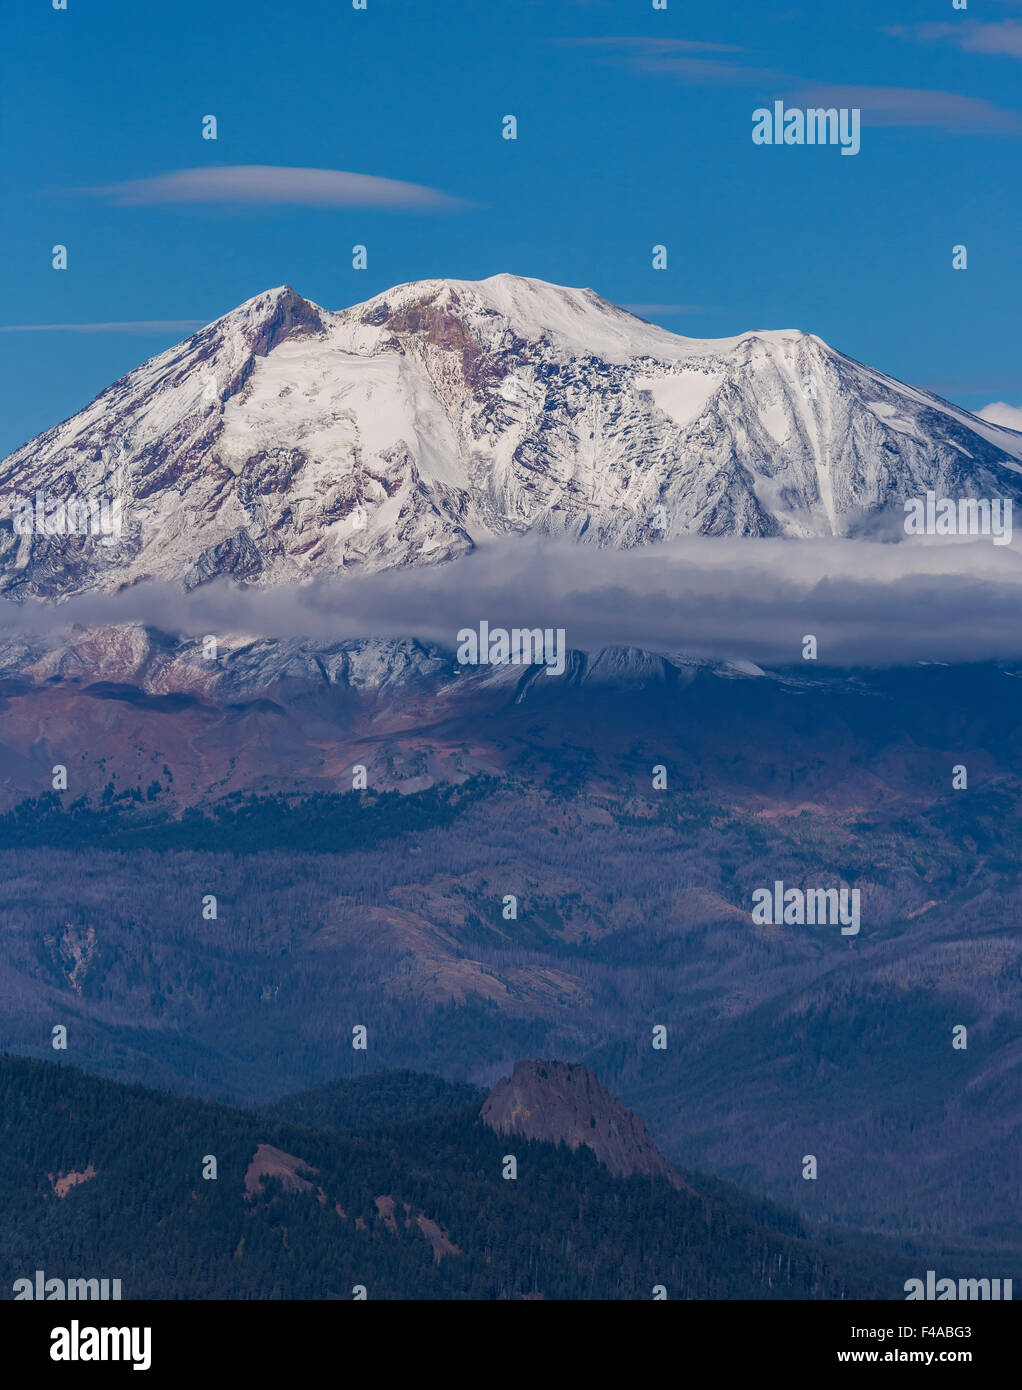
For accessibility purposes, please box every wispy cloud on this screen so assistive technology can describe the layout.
[794,84,1022,133]
[0,320,206,334]
[632,56,786,84]
[556,35,1021,130]
[554,35,784,86]
[555,37,745,54]
[888,20,1022,60]
[81,166,470,211]
[622,304,714,316]
[918,372,1022,394]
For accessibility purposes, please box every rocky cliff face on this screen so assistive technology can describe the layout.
[481,1059,683,1187]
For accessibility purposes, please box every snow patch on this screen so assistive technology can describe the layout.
[634,372,722,428]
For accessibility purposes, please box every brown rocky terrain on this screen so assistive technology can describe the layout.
[49,1164,98,1198]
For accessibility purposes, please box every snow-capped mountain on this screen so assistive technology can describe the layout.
[2,272,1021,598]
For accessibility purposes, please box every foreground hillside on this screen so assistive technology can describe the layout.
[0,1057,907,1300]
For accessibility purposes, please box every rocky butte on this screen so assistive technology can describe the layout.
[481,1059,684,1189]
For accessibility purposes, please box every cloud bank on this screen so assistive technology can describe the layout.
[6,537,1022,670]
[978,402,1022,431]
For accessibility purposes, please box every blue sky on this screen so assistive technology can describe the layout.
[2,0,1021,455]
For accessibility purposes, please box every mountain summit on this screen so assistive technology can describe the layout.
[2,273,1021,597]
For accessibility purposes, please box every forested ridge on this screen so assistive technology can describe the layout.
[0,1056,913,1300]
[0,779,490,854]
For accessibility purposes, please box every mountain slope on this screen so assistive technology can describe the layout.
[2,274,1021,598]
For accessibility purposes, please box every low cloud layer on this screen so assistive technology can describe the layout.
[5,537,1022,669]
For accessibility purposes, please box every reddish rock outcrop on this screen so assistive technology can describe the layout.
[243,1143,318,1198]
